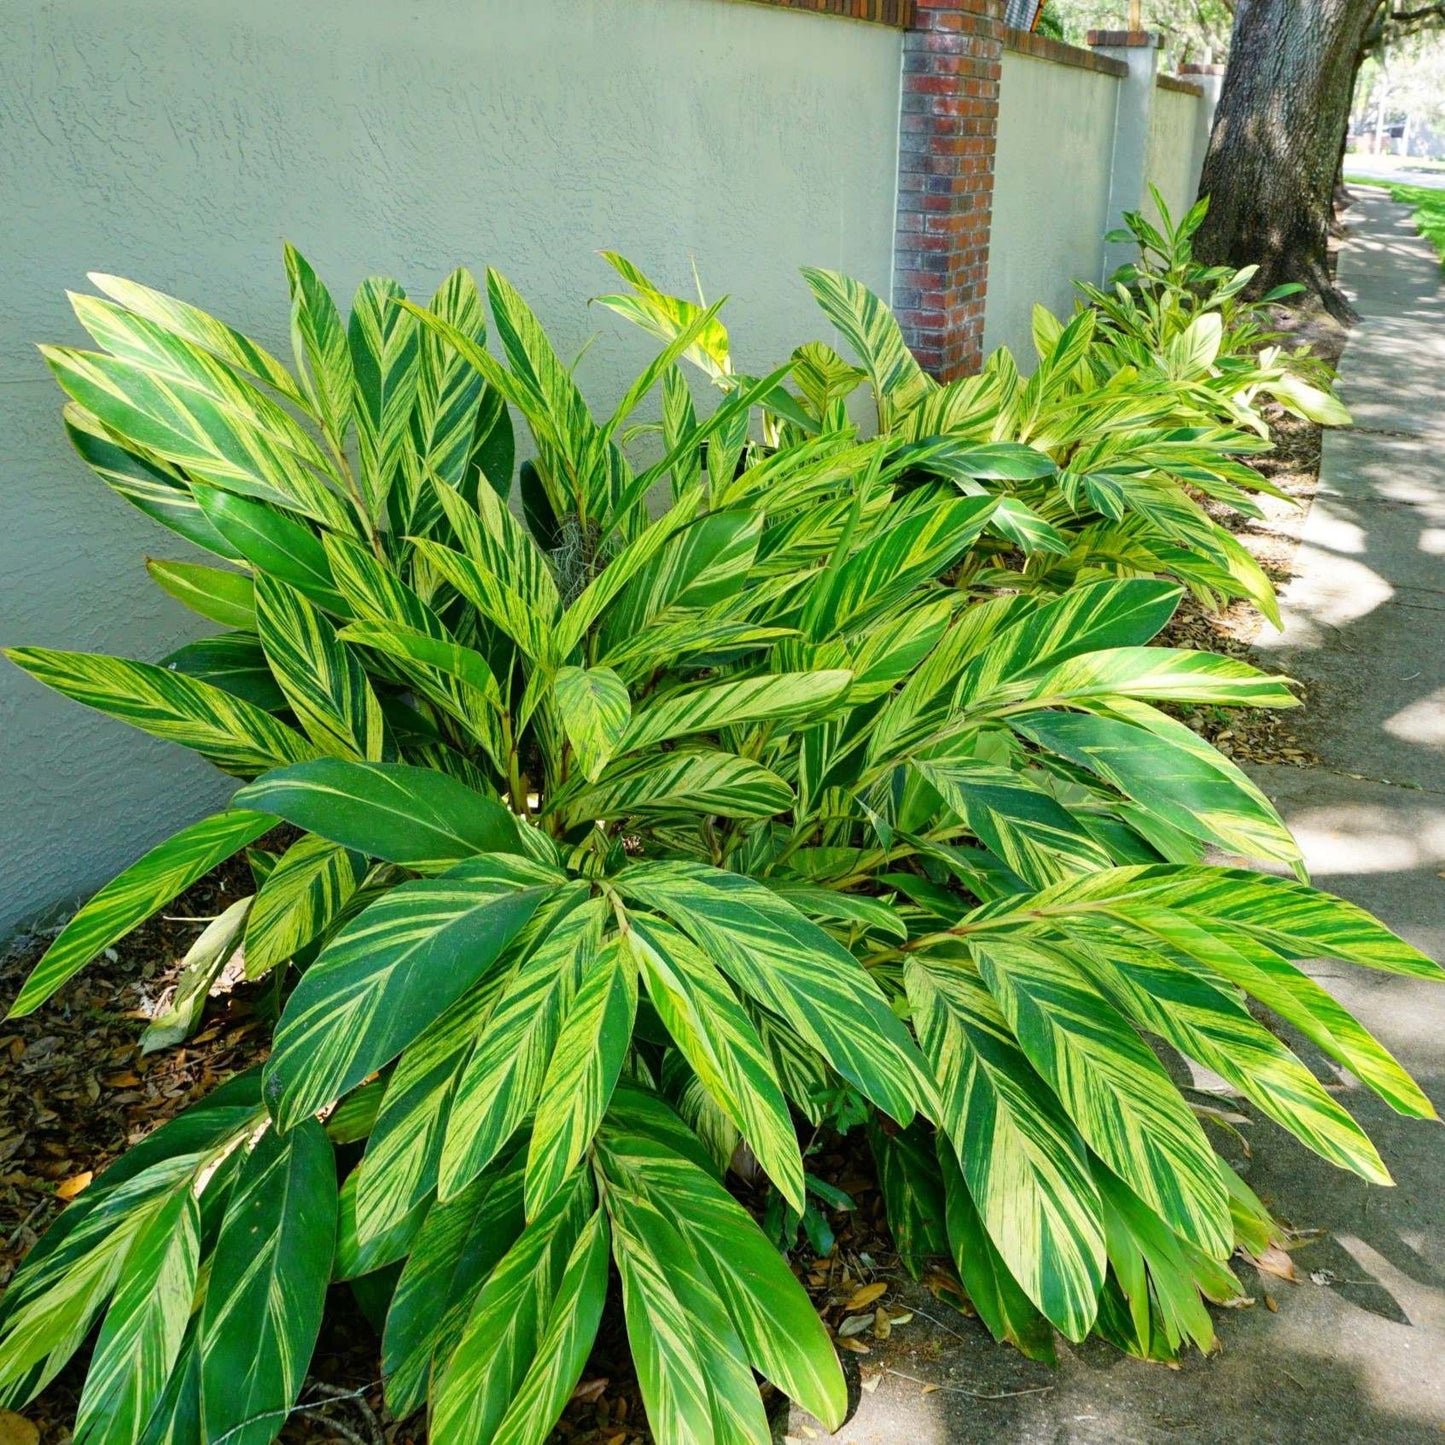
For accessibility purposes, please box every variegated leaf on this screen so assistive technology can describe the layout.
[255,573,388,761]
[144,560,254,630]
[4,647,318,777]
[619,670,850,753]
[906,958,1103,1339]
[73,1187,199,1445]
[243,833,366,978]
[554,665,630,783]
[348,277,421,522]
[970,933,1232,1259]
[526,937,636,1214]
[625,915,804,1211]
[283,244,353,445]
[199,1121,335,1445]
[440,896,602,1200]
[263,856,557,1128]
[6,810,276,1019]
[617,861,935,1124]
[564,749,793,824]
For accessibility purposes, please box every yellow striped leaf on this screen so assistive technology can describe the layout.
[971,933,1232,1260]
[440,895,602,1201]
[199,1122,336,1445]
[906,958,1104,1339]
[243,833,366,978]
[4,647,318,777]
[255,573,388,761]
[430,1173,593,1442]
[263,856,556,1129]
[6,809,276,1018]
[283,243,353,446]
[144,559,254,630]
[554,665,630,782]
[626,915,804,1212]
[525,936,636,1215]
[349,277,421,522]
[73,1187,199,1445]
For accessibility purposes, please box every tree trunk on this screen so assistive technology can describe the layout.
[1194,0,1379,317]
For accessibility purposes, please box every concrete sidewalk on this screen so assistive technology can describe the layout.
[789,195,1445,1444]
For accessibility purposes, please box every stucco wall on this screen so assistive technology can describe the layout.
[0,0,903,935]
[983,51,1120,363]
[1145,83,1205,227]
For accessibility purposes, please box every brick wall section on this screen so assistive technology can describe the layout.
[893,0,1005,380]
[1002,26,1127,77]
[730,0,914,24]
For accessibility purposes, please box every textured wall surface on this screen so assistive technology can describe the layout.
[0,0,903,935]
[983,50,1120,361]
[1145,83,1205,228]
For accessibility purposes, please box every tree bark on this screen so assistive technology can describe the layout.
[1194,0,1380,317]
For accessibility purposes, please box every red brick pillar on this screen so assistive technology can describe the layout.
[893,0,1005,380]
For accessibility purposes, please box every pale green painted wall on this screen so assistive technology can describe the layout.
[1146,84,1206,228]
[0,0,903,934]
[983,51,1121,362]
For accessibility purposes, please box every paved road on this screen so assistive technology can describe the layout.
[1345,158,1445,192]
[789,193,1445,1444]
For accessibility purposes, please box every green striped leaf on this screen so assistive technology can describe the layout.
[526,937,637,1214]
[73,1187,199,1445]
[88,272,305,407]
[605,1189,720,1445]
[348,277,421,521]
[429,1173,593,1443]
[42,339,347,530]
[263,856,556,1128]
[6,809,276,1018]
[914,755,1114,889]
[954,579,1182,710]
[323,531,499,737]
[938,1143,1057,1362]
[440,896,602,1200]
[554,665,630,782]
[64,403,239,559]
[990,647,1298,713]
[191,485,348,614]
[978,864,1442,979]
[598,1131,846,1429]
[566,749,793,823]
[0,1162,194,1407]
[356,975,509,1246]
[971,933,1232,1259]
[141,896,252,1053]
[1011,711,1301,869]
[243,833,366,978]
[160,634,285,713]
[407,269,490,522]
[381,1155,527,1418]
[199,1121,336,1445]
[283,244,353,445]
[255,573,387,761]
[144,560,254,630]
[906,958,1104,1339]
[626,915,804,1211]
[490,1210,611,1445]
[4,647,318,777]
[801,268,932,425]
[235,758,520,871]
[620,670,850,753]
[1064,926,1391,1183]
[617,861,935,1124]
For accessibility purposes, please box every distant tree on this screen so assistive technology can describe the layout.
[1194,1,1445,314]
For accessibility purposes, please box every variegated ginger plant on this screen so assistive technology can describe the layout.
[0,251,1436,1445]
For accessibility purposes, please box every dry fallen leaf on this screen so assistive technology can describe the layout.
[1264,1293,1279,1312]
[837,1335,871,1355]
[0,1412,40,1445]
[921,1382,940,1396]
[55,1170,92,1201]
[1248,1245,1296,1282]
[837,1313,874,1338]
[845,1281,888,1311]
[859,1372,882,1394]
[569,1378,609,1405]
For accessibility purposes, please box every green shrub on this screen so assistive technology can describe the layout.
[0,252,1436,1444]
